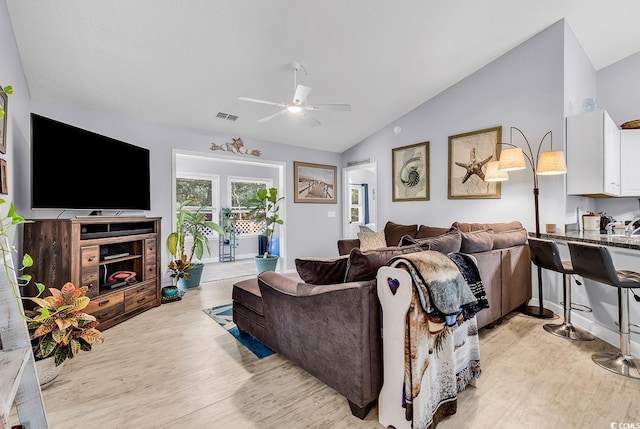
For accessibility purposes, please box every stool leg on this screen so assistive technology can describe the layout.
[592,288,640,379]
[543,274,594,341]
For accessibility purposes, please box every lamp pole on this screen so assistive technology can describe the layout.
[502,127,555,319]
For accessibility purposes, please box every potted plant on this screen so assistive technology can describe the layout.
[247,187,284,272]
[167,199,224,290]
[24,282,104,387]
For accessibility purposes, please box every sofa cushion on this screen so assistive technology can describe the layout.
[232,278,264,316]
[416,225,451,238]
[344,245,423,282]
[400,229,462,254]
[460,229,494,253]
[492,227,528,249]
[452,221,522,233]
[295,255,350,285]
[357,230,387,251]
[384,221,417,247]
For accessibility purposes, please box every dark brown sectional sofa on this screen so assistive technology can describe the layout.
[232,220,532,419]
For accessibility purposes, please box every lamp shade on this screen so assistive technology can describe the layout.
[484,161,509,182]
[498,148,526,171]
[536,151,567,175]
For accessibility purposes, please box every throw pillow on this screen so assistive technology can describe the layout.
[357,230,387,251]
[402,229,462,254]
[344,245,423,282]
[295,256,350,285]
[460,229,494,253]
[384,221,417,247]
[492,227,528,249]
[416,225,452,238]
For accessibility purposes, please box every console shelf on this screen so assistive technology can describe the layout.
[22,217,162,330]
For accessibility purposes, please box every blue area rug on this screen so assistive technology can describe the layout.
[203,303,275,359]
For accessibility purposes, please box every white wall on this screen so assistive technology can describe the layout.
[344,20,566,235]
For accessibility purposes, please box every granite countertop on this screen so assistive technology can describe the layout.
[530,230,640,251]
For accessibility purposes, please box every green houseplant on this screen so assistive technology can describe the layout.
[26,282,104,367]
[167,199,224,289]
[0,198,104,388]
[247,187,284,272]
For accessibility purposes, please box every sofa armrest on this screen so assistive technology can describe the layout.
[257,271,382,409]
[338,238,360,255]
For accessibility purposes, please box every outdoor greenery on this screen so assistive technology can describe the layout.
[176,178,213,208]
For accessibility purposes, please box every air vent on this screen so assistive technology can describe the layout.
[216,112,238,121]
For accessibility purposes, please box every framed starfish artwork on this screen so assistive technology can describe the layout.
[392,141,429,201]
[448,126,502,199]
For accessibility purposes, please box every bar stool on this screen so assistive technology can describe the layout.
[567,241,640,379]
[528,237,594,341]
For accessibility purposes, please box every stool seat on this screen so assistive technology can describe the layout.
[528,237,594,341]
[568,241,640,379]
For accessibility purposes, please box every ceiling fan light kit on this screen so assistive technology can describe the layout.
[238,61,351,127]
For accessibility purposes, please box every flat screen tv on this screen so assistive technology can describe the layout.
[31,113,151,211]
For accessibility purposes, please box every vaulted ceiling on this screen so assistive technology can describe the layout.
[7,1,640,153]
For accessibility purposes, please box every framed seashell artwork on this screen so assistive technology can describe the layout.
[392,141,429,202]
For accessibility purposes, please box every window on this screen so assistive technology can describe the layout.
[228,177,272,235]
[175,174,220,236]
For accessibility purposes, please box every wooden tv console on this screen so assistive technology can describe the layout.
[22,217,162,330]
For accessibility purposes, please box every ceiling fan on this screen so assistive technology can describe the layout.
[238,62,351,127]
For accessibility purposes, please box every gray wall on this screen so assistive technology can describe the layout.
[344,20,566,233]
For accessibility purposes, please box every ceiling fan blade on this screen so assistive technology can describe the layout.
[293,84,312,105]
[257,110,287,123]
[302,112,321,127]
[238,97,285,108]
[305,103,351,112]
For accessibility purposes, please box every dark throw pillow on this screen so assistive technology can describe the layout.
[295,255,350,285]
[344,245,423,282]
[401,229,462,254]
[416,225,452,238]
[384,221,417,247]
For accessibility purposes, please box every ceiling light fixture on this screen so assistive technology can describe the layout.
[286,104,302,114]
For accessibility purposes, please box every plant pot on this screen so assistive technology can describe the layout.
[35,356,64,389]
[254,255,279,273]
[177,263,205,290]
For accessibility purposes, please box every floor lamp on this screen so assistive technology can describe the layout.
[485,126,567,319]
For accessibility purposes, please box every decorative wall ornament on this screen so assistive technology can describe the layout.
[392,141,429,202]
[448,126,502,199]
[210,137,261,157]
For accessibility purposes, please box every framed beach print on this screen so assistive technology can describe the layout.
[0,91,7,154]
[392,141,429,202]
[0,159,7,194]
[448,126,502,199]
[294,161,337,203]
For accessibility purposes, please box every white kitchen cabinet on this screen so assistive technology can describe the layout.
[620,129,640,197]
[566,110,621,197]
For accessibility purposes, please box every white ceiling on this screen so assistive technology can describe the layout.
[6,1,640,153]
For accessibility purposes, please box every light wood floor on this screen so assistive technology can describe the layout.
[21,277,640,429]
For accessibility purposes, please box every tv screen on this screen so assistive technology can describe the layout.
[31,113,151,211]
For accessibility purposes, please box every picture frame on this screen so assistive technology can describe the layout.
[392,141,429,202]
[0,91,7,155]
[448,126,502,199]
[0,159,7,195]
[293,161,337,204]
